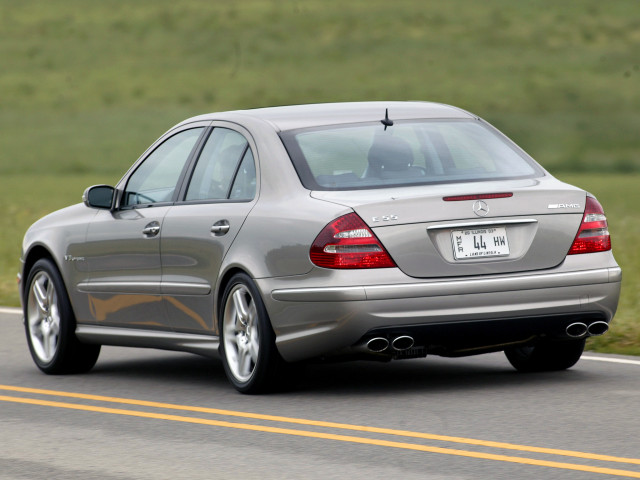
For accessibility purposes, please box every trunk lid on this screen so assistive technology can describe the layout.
[311,176,585,278]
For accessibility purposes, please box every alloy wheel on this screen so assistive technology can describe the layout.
[222,284,260,383]
[27,271,61,363]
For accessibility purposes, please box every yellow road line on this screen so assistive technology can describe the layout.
[1,394,639,478]
[1,384,638,467]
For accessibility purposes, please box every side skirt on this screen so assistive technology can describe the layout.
[75,325,220,358]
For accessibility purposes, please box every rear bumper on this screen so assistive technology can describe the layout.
[271,267,621,302]
[261,266,622,362]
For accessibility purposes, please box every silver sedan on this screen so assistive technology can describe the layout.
[20,102,621,393]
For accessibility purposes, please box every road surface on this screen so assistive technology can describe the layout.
[1,308,639,479]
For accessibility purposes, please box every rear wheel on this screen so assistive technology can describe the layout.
[505,338,585,372]
[219,273,282,394]
[24,258,100,374]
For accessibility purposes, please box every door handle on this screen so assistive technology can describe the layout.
[142,221,161,237]
[211,220,230,236]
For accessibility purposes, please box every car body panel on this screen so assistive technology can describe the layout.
[161,201,255,333]
[312,177,586,277]
[20,204,96,320]
[184,101,476,132]
[78,206,172,329]
[259,254,621,361]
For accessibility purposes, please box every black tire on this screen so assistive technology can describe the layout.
[24,258,101,374]
[219,273,283,394]
[505,338,585,373]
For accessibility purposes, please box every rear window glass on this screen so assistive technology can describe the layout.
[279,120,542,190]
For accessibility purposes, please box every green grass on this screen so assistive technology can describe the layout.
[0,0,638,354]
[1,0,639,176]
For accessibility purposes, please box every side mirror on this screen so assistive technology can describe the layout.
[83,185,115,209]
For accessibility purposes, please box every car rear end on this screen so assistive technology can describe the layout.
[251,103,621,363]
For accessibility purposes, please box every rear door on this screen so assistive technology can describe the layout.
[161,124,258,334]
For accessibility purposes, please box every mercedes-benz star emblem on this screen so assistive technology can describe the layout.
[472,200,489,217]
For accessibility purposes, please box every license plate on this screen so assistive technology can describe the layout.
[451,227,510,260]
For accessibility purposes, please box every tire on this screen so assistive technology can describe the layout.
[505,338,585,373]
[24,258,101,374]
[219,273,282,394]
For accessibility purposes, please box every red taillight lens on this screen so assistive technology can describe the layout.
[310,213,396,269]
[568,196,611,255]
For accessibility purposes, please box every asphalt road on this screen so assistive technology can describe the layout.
[1,308,639,480]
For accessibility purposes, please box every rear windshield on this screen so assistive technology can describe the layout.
[279,120,543,190]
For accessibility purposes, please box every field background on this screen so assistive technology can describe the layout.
[0,0,638,354]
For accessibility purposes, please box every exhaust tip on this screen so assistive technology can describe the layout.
[391,335,414,351]
[366,337,389,353]
[566,322,588,338]
[587,321,609,337]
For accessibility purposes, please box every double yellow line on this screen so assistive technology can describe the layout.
[1,384,639,478]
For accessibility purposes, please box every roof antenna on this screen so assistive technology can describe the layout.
[381,108,394,131]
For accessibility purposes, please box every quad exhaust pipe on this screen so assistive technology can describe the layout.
[566,322,588,338]
[391,335,414,351]
[365,321,609,353]
[587,321,609,336]
[565,321,609,338]
[366,337,389,353]
[364,335,415,353]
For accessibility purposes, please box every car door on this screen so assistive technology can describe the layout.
[81,125,207,329]
[161,125,258,334]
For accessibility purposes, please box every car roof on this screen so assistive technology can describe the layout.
[179,101,477,131]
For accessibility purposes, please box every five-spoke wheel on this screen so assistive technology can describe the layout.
[27,270,61,363]
[24,258,100,374]
[220,273,281,393]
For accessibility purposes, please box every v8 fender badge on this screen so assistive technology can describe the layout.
[372,214,398,222]
[548,204,581,209]
[64,255,85,262]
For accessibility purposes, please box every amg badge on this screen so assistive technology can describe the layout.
[548,204,581,209]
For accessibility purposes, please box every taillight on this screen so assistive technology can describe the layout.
[310,213,396,269]
[568,196,611,255]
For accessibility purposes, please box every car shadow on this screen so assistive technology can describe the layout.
[89,348,595,396]
[91,348,230,388]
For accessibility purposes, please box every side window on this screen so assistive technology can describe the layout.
[229,149,256,200]
[186,128,255,201]
[123,128,204,207]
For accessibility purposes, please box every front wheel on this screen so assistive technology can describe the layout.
[219,273,282,394]
[24,258,101,374]
[505,338,585,373]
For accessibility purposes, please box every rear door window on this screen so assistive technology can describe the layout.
[185,128,255,201]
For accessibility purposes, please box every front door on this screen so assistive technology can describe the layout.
[82,126,206,329]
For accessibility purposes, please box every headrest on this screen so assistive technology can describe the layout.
[367,135,414,172]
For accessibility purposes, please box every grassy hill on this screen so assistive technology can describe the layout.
[0,0,638,353]
[2,0,639,175]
